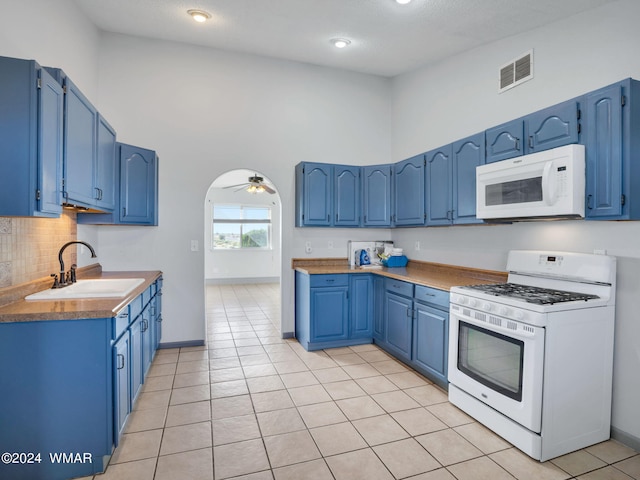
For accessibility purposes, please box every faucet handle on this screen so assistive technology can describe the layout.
[70,264,77,283]
[51,274,60,289]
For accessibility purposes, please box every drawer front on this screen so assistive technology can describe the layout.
[310,274,348,288]
[129,293,143,321]
[114,308,130,340]
[414,284,450,310]
[384,278,414,298]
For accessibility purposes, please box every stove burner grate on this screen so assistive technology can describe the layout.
[461,283,599,305]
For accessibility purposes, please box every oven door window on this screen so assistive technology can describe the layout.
[485,177,542,206]
[458,321,524,401]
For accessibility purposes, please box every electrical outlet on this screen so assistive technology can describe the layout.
[328,241,334,249]
[305,242,312,254]
[191,240,199,252]
[415,241,420,251]
[594,249,607,255]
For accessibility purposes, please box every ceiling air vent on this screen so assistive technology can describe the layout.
[499,50,533,93]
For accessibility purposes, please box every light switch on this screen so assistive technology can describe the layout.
[191,240,199,252]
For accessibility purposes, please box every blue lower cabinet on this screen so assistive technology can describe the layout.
[113,331,131,444]
[350,274,373,338]
[0,278,163,480]
[0,318,114,480]
[384,290,413,363]
[372,276,385,342]
[412,302,449,388]
[130,315,144,405]
[295,272,373,350]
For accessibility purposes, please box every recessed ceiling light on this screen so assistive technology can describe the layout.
[396,0,412,4]
[187,9,211,23]
[331,38,351,49]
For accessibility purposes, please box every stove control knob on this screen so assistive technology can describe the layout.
[468,299,477,307]
[483,302,492,311]
[514,310,524,320]
[456,295,467,305]
[499,306,510,316]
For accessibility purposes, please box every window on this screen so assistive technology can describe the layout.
[212,204,271,249]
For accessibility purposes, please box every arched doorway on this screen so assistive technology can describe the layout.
[204,170,282,341]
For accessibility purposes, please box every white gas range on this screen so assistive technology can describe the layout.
[448,250,617,461]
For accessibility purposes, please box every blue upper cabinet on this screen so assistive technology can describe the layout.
[46,68,117,212]
[296,162,332,226]
[486,99,580,163]
[452,133,485,224]
[119,143,159,225]
[334,165,361,226]
[295,162,360,227]
[63,75,98,207]
[78,142,159,226]
[394,154,426,226]
[0,56,63,217]
[363,164,392,227]
[583,79,640,220]
[426,146,453,225]
[95,115,117,211]
[524,98,580,153]
[485,119,524,163]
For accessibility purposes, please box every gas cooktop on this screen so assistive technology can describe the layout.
[460,283,600,305]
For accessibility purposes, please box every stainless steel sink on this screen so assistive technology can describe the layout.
[25,278,145,300]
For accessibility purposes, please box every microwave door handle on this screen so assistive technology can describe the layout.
[542,161,558,206]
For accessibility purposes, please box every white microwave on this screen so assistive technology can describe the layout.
[476,144,585,220]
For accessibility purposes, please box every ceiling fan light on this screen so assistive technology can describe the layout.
[396,0,412,4]
[188,9,211,22]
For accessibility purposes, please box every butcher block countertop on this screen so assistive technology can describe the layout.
[0,264,162,323]
[292,258,507,291]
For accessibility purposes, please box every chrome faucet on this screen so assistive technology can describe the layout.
[55,241,97,288]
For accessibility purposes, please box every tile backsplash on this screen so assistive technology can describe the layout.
[0,211,78,287]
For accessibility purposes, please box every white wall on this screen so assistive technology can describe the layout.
[92,33,393,345]
[205,184,281,282]
[390,0,640,446]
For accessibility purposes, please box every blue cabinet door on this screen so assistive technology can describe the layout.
[524,99,580,153]
[363,165,392,227]
[485,119,524,163]
[95,114,117,211]
[113,331,130,444]
[453,133,485,224]
[38,68,64,216]
[413,302,449,386]
[394,155,426,225]
[141,304,153,378]
[350,274,373,338]
[584,83,624,219]
[119,143,158,225]
[61,75,99,207]
[384,291,413,362]
[310,285,349,342]
[334,165,360,226]
[0,57,63,217]
[130,316,143,405]
[301,163,332,226]
[372,276,385,342]
[426,145,453,225]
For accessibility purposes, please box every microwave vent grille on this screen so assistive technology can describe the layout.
[499,50,533,93]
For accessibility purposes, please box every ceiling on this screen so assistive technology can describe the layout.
[74,0,616,77]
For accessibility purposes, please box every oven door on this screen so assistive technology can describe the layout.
[448,304,545,432]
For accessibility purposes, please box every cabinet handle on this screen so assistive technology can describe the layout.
[528,136,534,150]
[117,353,125,370]
[515,138,520,151]
[587,194,593,210]
[327,215,330,222]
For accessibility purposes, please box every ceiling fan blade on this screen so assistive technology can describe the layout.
[262,185,276,194]
[223,183,249,189]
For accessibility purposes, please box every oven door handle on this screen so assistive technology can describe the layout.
[541,160,558,206]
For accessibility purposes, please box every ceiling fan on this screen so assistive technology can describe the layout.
[223,173,276,194]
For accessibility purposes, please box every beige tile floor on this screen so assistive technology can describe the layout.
[87,283,640,480]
